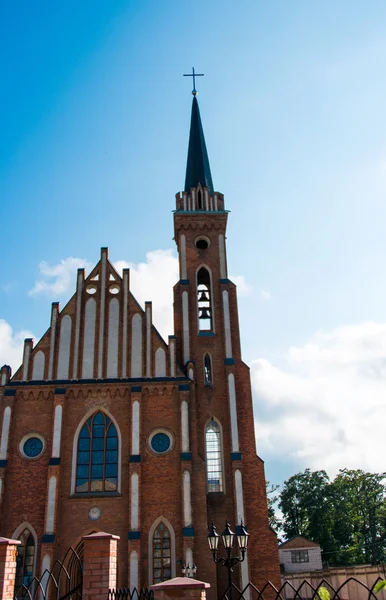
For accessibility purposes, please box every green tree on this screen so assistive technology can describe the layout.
[266,480,281,532]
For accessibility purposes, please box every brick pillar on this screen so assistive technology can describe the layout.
[0,537,21,600]
[151,577,210,600]
[82,532,120,600]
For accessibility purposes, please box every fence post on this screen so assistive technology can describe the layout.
[0,537,21,600]
[82,531,120,600]
[151,577,211,600]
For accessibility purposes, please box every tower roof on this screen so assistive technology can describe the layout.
[184,96,214,195]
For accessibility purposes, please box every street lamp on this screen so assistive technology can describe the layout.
[182,563,197,578]
[207,520,249,599]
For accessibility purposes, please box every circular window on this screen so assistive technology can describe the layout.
[195,236,210,250]
[86,285,97,295]
[149,430,173,455]
[109,285,120,294]
[20,434,45,459]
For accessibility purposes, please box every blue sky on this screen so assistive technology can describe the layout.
[2,0,386,486]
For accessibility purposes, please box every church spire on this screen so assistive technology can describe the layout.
[184,95,214,195]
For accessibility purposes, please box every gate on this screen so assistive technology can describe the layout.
[14,545,83,600]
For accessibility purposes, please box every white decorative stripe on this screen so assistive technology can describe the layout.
[32,351,45,380]
[72,270,84,379]
[214,194,218,211]
[129,551,138,592]
[183,471,192,527]
[22,342,31,381]
[180,235,187,279]
[146,306,151,378]
[155,348,166,377]
[0,479,3,504]
[41,555,51,595]
[45,476,57,532]
[57,315,72,380]
[98,251,107,378]
[0,373,5,386]
[222,290,232,358]
[169,339,175,377]
[48,304,58,380]
[181,401,189,453]
[0,407,11,460]
[131,472,139,530]
[52,404,63,458]
[82,298,96,378]
[122,271,129,378]
[234,470,250,595]
[182,292,190,364]
[107,298,119,378]
[228,373,239,452]
[219,234,227,279]
[186,548,193,571]
[131,401,140,455]
[131,314,142,377]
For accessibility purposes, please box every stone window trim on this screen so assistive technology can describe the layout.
[71,408,122,495]
[148,517,176,585]
[148,428,175,456]
[291,549,309,563]
[205,417,225,494]
[19,433,46,460]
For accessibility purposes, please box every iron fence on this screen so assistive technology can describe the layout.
[14,545,83,600]
[107,589,154,600]
[219,577,386,600]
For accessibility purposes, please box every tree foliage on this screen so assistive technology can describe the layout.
[277,468,386,566]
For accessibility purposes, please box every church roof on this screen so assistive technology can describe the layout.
[184,96,214,194]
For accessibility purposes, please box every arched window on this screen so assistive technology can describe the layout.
[14,528,35,590]
[205,419,223,493]
[204,354,213,386]
[153,522,171,583]
[197,267,212,331]
[76,411,118,493]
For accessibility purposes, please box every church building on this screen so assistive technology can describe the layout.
[0,91,279,596]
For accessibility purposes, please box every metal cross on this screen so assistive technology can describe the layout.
[183,67,204,95]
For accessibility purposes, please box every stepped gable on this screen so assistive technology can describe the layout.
[11,247,182,382]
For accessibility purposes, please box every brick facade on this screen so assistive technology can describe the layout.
[0,98,279,599]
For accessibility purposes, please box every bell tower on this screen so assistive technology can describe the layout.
[173,91,280,592]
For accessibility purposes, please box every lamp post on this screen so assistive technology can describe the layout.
[207,519,249,600]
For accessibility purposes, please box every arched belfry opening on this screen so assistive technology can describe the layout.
[197,267,212,331]
[197,189,203,210]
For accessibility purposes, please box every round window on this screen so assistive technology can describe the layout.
[195,236,210,250]
[149,431,173,455]
[20,435,45,459]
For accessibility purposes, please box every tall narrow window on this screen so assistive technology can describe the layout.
[14,528,34,590]
[197,190,203,210]
[76,411,118,493]
[197,267,212,331]
[153,522,171,583]
[205,419,223,492]
[204,354,213,386]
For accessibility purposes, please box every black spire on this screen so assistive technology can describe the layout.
[184,96,214,195]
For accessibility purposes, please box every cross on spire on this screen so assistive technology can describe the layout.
[183,67,204,96]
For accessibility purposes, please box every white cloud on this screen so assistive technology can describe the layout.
[114,249,179,340]
[229,274,252,296]
[0,319,35,372]
[260,288,272,300]
[252,322,386,476]
[29,257,92,297]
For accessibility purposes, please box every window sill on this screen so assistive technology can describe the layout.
[70,492,122,499]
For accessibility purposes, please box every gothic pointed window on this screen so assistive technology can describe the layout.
[197,267,212,331]
[205,419,224,493]
[14,528,35,590]
[197,189,203,210]
[75,411,118,493]
[153,522,171,583]
[204,354,213,386]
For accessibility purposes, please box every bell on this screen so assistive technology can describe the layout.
[199,308,211,319]
[198,291,209,302]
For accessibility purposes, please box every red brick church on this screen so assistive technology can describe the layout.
[0,91,279,597]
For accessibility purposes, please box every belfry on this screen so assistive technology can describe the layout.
[0,90,279,597]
